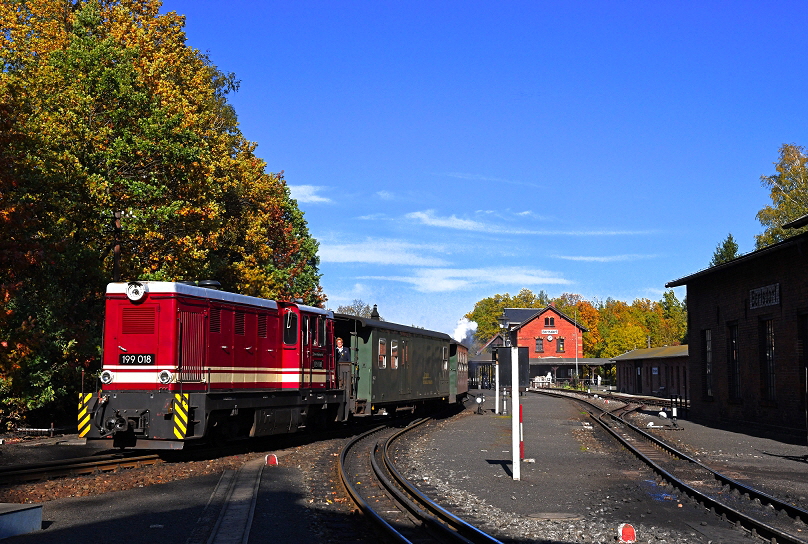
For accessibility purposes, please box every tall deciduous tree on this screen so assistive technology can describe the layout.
[756,143,808,249]
[0,0,323,424]
[710,234,739,266]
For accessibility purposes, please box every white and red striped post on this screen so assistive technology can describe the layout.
[511,345,520,481]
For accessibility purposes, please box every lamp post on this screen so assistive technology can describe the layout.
[498,312,521,481]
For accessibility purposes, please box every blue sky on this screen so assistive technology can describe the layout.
[161,1,807,338]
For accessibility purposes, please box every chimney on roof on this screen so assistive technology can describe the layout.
[371,304,380,320]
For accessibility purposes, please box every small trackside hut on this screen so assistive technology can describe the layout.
[79,281,345,449]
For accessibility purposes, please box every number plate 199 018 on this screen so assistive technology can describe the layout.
[119,354,155,365]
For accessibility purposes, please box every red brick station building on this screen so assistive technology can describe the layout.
[666,215,808,438]
[469,305,609,388]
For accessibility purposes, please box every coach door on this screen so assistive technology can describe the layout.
[399,339,411,396]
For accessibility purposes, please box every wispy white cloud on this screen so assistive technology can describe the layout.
[406,209,653,236]
[376,190,395,200]
[441,172,545,189]
[359,266,571,293]
[406,210,490,232]
[319,239,450,267]
[357,213,388,220]
[288,185,332,203]
[552,254,657,262]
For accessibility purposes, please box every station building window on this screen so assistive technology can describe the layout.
[556,337,565,353]
[727,324,740,400]
[760,320,776,401]
[535,337,544,352]
[544,317,555,327]
[702,329,713,398]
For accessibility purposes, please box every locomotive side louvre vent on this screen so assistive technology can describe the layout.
[258,314,268,338]
[210,308,221,333]
[235,311,246,336]
[122,307,156,334]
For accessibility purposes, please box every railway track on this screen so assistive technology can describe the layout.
[339,418,502,544]
[0,453,161,485]
[536,389,808,544]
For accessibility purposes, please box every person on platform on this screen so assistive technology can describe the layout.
[335,337,351,362]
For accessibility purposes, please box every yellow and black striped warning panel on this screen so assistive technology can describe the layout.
[172,393,190,439]
[78,392,94,438]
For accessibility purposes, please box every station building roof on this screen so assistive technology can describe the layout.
[610,345,688,362]
[666,219,808,288]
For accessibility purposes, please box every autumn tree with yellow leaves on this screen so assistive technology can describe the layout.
[0,0,323,425]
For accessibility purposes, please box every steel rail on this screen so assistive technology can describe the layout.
[0,454,160,485]
[338,424,411,544]
[534,389,808,544]
[382,421,503,544]
[338,417,502,544]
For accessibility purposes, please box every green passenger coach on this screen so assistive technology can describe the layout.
[334,313,456,416]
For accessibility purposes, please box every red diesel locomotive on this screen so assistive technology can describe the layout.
[78,281,345,449]
[78,280,466,449]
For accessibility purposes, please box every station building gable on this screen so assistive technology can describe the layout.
[503,306,587,360]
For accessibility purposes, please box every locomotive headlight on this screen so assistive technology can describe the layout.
[125,281,148,302]
[158,370,173,385]
[100,370,115,385]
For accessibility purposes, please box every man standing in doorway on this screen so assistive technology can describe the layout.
[335,337,350,362]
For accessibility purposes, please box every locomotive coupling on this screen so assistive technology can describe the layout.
[103,412,129,435]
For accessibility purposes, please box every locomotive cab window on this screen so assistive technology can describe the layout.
[301,316,309,346]
[283,312,298,345]
[317,316,325,347]
[378,338,387,369]
[391,340,399,369]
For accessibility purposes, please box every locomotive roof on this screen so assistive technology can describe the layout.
[106,281,334,315]
[334,313,452,340]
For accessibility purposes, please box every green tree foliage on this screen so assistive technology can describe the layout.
[464,288,549,343]
[756,143,808,249]
[336,299,383,320]
[464,289,687,358]
[710,233,739,266]
[0,0,323,425]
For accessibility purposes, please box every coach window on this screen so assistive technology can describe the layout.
[403,341,408,367]
[378,338,387,368]
[391,340,399,369]
[442,346,448,371]
[283,311,298,345]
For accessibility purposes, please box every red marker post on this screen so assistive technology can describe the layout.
[617,523,636,543]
